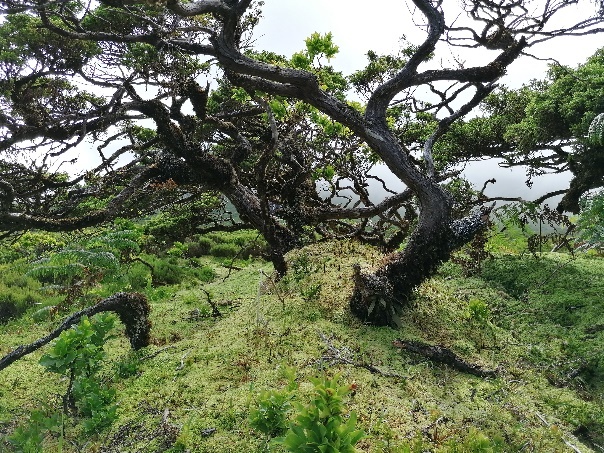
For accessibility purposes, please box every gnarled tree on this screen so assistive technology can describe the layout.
[435,49,604,214]
[1,0,604,326]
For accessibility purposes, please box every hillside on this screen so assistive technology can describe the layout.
[0,234,603,452]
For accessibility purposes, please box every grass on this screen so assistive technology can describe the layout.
[0,237,603,452]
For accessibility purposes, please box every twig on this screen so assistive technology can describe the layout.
[317,331,401,378]
[535,412,583,453]
[201,288,221,317]
[260,269,287,308]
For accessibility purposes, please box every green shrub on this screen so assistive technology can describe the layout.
[167,241,187,257]
[11,231,67,259]
[272,374,364,452]
[0,285,42,323]
[209,243,239,258]
[7,409,63,452]
[127,263,151,291]
[153,260,185,286]
[114,352,142,378]
[194,265,216,282]
[39,313,118,434]
[467,298,489,322]
[205,232,226,244]
[250,389,294,437]
[186,238,214,257]
[0,298,20,324]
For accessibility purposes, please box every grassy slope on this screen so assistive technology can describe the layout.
[1,240,603,452]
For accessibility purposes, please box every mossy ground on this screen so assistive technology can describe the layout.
[1,239,603,452]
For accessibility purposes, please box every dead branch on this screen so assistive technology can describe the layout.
[393,339,497,378]
[200,288,222,318]
[318,331,401,378]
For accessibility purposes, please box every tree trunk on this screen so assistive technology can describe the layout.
[224,183,299,276]
[350,183,489,327]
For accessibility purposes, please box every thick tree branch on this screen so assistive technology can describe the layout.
[0,292,151,372]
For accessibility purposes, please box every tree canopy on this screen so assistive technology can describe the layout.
[1,0,604,325]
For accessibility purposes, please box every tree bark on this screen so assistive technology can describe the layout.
[350,172,489,327]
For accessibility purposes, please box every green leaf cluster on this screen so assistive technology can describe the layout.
[0,13,100,76]
[304,32,339,62]
[273,375,365,453]
[349,50,410,97]
[7,409,63,452]
[28,249,120,285]
[39,314,115,375]
[39,314,118,434]
[249,388,293,437]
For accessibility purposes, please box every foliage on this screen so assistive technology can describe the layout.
[249,388,294,437]
[209,243,240,258]
[39,313,118,434]
[272,375,365,453]
[39,313,114,376]
[576,189,604,252]
[143,195,225,246]
[0,268,43,323]
[28,249,119,285]
[7,408,63,453]
[6,232,66,261]
[2,237,604,451]
[151,259,185,286]
[27,248,120,308]
[443,49,604,213]
[126,262,152,291]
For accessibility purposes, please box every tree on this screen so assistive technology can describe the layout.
[1,0,604,326]
[436,49,604,214]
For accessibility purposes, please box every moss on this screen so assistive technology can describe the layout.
[1,240,603,452]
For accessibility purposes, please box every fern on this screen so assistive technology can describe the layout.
[28,250,119,282]
[27,249,121,307]
[88,230,142,256]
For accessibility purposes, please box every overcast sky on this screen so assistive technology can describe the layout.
[255,0,603,87]
[254,1,603,203]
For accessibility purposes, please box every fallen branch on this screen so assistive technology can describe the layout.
[393,339,497,378]
[318,331,401,378]
[0,292,151,372]
[201,288,222,317]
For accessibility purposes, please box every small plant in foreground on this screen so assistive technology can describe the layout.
[39,313,118,434]
[250,388,294,437]
[467,298,489,323]
[272,374,365,453]
[7,408,63,453]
